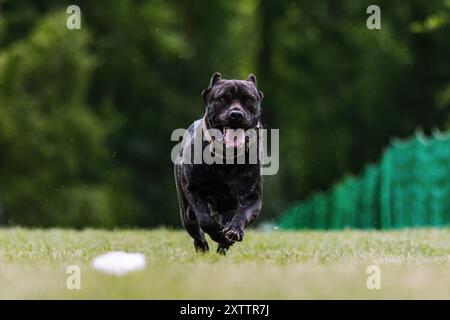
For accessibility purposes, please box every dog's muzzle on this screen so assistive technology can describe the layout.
[202,116,262,160]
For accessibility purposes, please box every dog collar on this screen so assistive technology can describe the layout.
[202,116,262,160]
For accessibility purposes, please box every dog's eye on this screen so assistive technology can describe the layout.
[217,96,227,103]
[244,95,255,103]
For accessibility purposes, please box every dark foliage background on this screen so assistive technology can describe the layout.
[0,0,448,227]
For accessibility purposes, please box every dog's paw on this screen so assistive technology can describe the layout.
[222,222,244,242]
[194,239,209,253]
[216,244,230,255]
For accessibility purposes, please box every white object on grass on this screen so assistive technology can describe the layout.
[92,251,146,275]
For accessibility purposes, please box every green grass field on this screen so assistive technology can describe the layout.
[0,228,449,299]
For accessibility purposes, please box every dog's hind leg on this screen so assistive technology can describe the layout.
[180,197,209,252]
[182,206,209,252]
[217,242,232,255]
[175,164,209,252]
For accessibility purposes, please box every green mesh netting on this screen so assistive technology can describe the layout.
[278,130,450,230]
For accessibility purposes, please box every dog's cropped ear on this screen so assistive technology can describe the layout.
[246,74,263,100]
[246,74,257,85]
[201,72,222,104]
[209,72,222,86]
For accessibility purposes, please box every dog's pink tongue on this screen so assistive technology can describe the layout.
[224,129,245,148]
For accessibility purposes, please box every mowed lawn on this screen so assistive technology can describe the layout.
[0,228,449,299]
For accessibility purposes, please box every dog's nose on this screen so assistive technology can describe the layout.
[228,110,244,122]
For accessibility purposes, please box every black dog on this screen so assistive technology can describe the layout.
[174,73,264,254]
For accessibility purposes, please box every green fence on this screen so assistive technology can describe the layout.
[278,130,450,230]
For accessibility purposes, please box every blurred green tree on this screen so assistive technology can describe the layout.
[0,0,448,227]
[0,13,136,227]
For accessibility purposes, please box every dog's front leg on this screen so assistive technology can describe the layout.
[222,195,262,242]
[183,185,234,245]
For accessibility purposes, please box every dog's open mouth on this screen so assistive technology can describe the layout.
[223,127,246,148]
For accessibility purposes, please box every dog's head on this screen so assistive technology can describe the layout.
[202,72,263,148]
